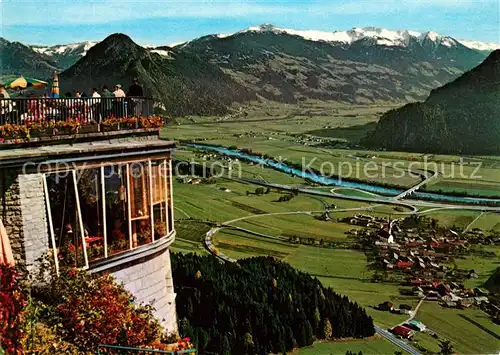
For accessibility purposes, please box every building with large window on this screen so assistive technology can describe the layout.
[0,103,178,333]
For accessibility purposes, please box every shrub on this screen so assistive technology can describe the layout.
[0,263,27,355]
[35,268,163,353]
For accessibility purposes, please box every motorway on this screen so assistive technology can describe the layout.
[239,178,500,213]
[393,171,439,200]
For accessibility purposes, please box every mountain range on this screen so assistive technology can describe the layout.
[0,25,498,117]
[31,41,97,69]
[194,25,500,53]
[364,49,500,154]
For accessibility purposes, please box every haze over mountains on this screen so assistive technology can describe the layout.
[0,25,497,118]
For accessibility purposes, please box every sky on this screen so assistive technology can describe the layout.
[0,0,499,46]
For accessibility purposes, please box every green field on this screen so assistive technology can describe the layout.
[415,302,499,355]
[295,338,400,355]
[333,188,382,199]
[213,229,414,328]
[166,108,500,355]
[163,102,500,197]
[171,220,211,255]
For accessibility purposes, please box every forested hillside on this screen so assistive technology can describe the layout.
[172,254,374,354]
[59,34,256,116]
[364,50,500,154]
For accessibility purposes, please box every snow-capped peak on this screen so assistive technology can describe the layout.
[239,25,440,47]
[213,24,499,52]
[32,41,97,57]
[420,31,440,42]
[457,40,500,52]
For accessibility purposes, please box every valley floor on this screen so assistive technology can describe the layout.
[165,102,500,354]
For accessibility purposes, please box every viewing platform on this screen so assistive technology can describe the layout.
[0,96,159,146]
[0,95,179,334]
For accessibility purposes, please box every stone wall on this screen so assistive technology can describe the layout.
[18,174,49,273]
[112,247,178,334]
[0,170,49,272]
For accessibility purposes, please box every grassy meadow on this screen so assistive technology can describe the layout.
[164,101,500,197]
[165,101,500,354]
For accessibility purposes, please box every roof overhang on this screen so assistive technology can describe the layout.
[0,137,176,172]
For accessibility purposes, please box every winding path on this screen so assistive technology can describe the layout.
[463,211,486,234]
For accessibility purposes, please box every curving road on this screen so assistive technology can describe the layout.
[204,220,422,355]
[238,178,500,213]
[393,171,439,200]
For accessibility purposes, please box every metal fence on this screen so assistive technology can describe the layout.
[0,97,154,125]
[97,344,196,355]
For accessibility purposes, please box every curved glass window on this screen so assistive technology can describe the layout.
[44,157,173,269]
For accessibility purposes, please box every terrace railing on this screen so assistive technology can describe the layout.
[97,344,196,354]
[0,96,155,126]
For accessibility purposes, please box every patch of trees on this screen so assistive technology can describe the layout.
[286,235,358,250]
[276,192,295,202]
[172,254,374,354]
[484,267,500,294]
[247,187,271,196]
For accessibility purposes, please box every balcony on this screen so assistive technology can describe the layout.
[0,96,162,145]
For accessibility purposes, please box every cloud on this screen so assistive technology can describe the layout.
[1,0,497,26]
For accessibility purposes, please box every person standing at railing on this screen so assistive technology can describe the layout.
[127,78,143,116]
[26,94,40,123]
[0,86,12,125]
[0,84,10,99]
[101,86,113,119]
[91,88,102,122]
[113,84,126,118]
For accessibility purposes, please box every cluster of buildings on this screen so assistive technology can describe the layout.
[343,214,389,230]
[377,302,427,339]
[344,215,499,313]
[391,320,427,339]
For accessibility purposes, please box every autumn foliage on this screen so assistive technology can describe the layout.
[36,268,163,353]
[0,263,27,355]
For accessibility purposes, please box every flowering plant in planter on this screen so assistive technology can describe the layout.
[139,116,164,129]
[27,120,56,138]
[120,116,138,129]
[0,124,29,140]
[54,120,81,135]
[76,121,99,134]
[33,266,165,353]
[101,117,120,132]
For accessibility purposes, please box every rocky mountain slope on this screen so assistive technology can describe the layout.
[59,34,255,116]
[0,38,61,78]
[364,50,500,154]
[179,25,488,105]
[2,25,498,116]
[31,41,97,70]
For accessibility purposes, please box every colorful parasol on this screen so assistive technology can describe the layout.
[4,76,48,89]
[51,71,60,98]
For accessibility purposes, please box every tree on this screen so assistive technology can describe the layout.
[320,318,333,339]
[243,332,254,353]
[301,320,314,347]
[394,351,403,355]
[221,335,231,355]
[439,340,454,355]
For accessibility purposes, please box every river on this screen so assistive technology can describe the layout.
[189,144,500,205]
